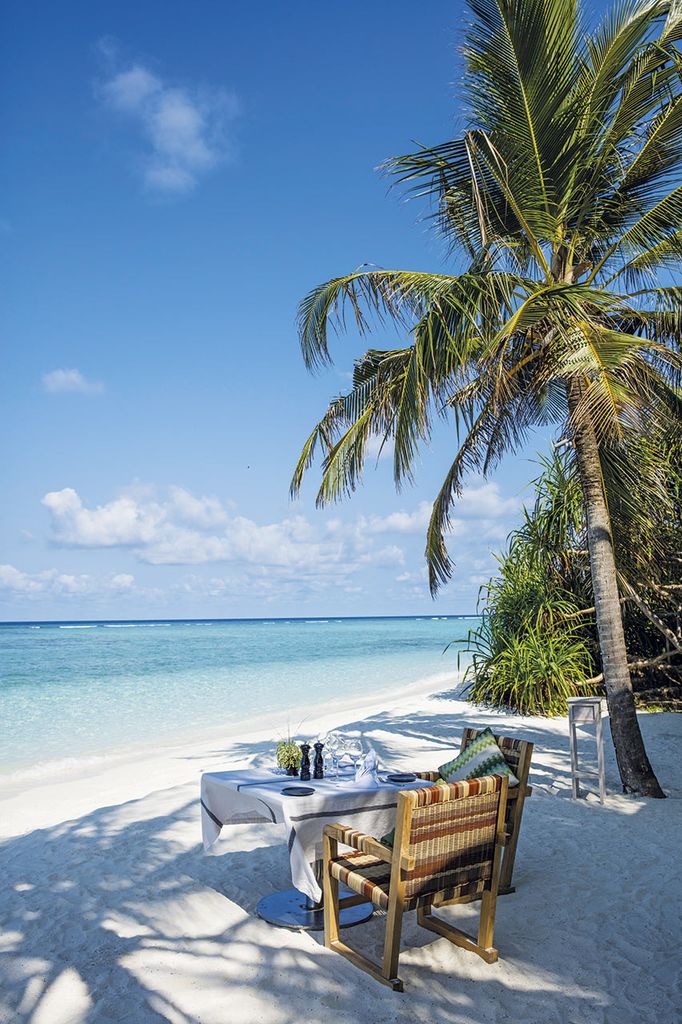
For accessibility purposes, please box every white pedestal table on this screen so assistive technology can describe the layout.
[201,768,425,930]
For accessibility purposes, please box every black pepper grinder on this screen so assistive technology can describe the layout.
[313,741,325,779]
[299,742,311,782]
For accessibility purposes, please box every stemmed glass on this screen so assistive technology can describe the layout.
[322,731,340,778]
[335,733,354,776]
[346,736,364,773]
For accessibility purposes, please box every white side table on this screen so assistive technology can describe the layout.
[567,697,607,803]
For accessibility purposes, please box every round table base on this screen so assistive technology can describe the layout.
[256,887,373,931]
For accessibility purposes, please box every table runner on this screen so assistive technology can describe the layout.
[200,769,425,902]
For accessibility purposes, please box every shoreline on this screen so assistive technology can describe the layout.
[0,667,462,792]
[0,615,474,786]
[0,669,464,837]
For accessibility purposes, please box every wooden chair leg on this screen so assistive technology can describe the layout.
[322,833,403,991]
[419,792,505,966]
[499,786,529,893]
[328,933,404,991]
[381,897,404,987]
[477,888,497,954]
[417,903,499,964]
[325,901,404,991]
[498,831,518,894]
[474,799,504,957]
[322,832,340,948]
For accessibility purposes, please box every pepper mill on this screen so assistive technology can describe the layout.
[299,742,311,782]
[313,741,325,779]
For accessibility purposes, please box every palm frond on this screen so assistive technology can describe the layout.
[293,0,682,597]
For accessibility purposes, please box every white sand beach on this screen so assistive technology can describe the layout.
[0,683,680,1024]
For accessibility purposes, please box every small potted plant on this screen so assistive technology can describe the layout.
[276,736,302,776]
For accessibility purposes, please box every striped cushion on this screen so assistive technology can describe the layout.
[438,728,519,786]
[330,851,393,910]
[329,849,489,910]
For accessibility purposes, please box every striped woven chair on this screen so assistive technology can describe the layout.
[322,774,508,992]
[417,729,534,895]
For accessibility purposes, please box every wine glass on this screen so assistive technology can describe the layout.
[335,733,353,776]
[323,731,340,778]
[346,736,364,773]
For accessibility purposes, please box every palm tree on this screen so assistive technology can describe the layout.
[291,0,682,796]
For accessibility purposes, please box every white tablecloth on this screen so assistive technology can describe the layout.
[200,769,424,902]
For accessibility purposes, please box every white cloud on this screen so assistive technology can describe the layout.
[31,479,522,605]
[359,545,405,568]
[97,48,239,194]
[42,369,104,395]
[360,483,521,537]
[0,564,45,594]
[42,488,164,547]
[39,485,414,582]
[111,573,135,591]
[0,565,135,598]
[37,480,517,570]
[102,65,159,111]
[363,502,433,535]
[364,434,395,463]
[168,486,230,529]
[455,480,522,519]
[396,568,428,584]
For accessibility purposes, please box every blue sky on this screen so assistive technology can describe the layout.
[1,0,558,620]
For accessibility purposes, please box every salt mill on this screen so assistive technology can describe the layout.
[313,741,325,779]
[299,742,311,782]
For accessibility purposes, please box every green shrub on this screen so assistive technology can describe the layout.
[461,451,599,716]
[465,620,597,716]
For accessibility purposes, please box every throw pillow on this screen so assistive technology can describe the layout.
[438,728,519,786]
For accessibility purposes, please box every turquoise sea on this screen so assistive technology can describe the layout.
[0,616,477,776]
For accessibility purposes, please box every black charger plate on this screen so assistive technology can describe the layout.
[281,786,315,796]
[385,773,417,783]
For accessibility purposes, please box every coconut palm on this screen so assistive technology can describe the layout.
[291,0,682,796]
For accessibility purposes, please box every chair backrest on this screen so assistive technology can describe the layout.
[395,775,507,905]
[460,728,534,788]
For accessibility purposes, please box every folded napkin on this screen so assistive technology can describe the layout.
[342,748,381,789]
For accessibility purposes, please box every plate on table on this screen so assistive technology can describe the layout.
[385,773,417,784]
[281,786,315,796]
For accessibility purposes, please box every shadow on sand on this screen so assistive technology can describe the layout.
[0,701,679,1023]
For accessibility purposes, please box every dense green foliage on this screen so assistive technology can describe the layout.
[463,447,682,714]
[466,624,595,716]
[463,453,597,714]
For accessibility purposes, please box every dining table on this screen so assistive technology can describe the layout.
[200,766,425,930]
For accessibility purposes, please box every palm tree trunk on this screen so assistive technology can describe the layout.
[567,385,665,797]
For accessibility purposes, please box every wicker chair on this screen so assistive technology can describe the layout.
[417,729,534,895]
[322,774,509,992]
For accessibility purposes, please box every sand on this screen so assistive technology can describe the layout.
[0,683,680,1024]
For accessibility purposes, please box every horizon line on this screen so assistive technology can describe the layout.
[0,613,480,626]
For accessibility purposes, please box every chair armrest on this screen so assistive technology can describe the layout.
[323,823,394,863]
[417,772,531,801]
[501,782,532,801]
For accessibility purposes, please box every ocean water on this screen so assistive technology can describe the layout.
[0,616,477,776]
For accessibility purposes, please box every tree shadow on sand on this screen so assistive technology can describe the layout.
[0,704,678,1023]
